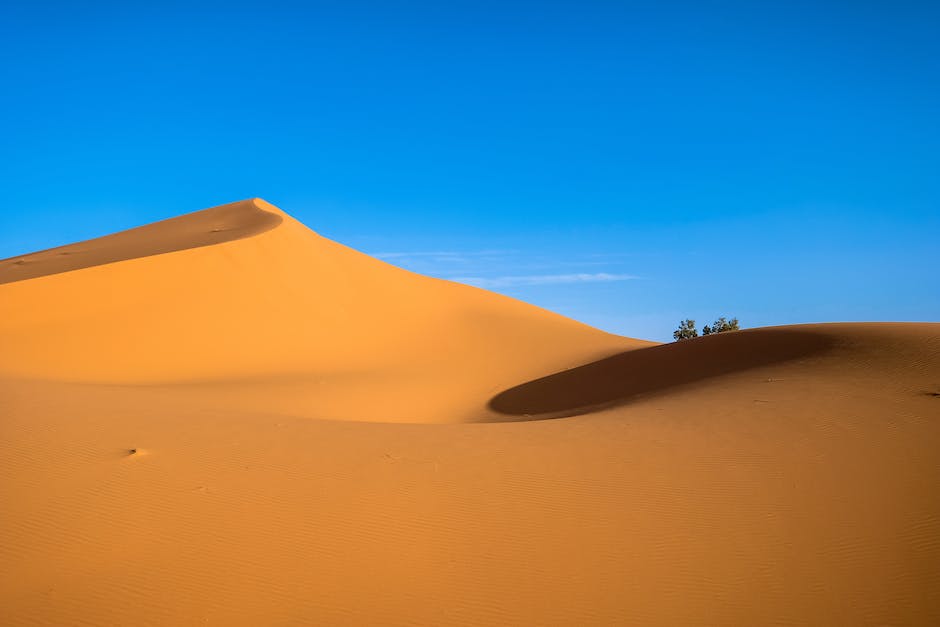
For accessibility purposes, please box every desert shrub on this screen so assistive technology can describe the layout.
[674,317,741,341]
[702,317,740,335]
[673,319,698,341]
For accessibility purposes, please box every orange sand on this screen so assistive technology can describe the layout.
[1,199,938,625]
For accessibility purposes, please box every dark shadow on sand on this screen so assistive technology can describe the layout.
[488,328,836,420]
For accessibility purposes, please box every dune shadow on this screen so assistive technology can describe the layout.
[0,199,281,285]
[488,328,836,420]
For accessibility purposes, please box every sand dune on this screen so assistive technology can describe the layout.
[0,199,938,625]
[0,199,642,423]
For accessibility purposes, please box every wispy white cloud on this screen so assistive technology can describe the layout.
[448,273,638,288]
[371,250,512,262]
[369,249,640,289]
[372,251,462,259]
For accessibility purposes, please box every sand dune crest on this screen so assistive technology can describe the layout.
[0,198,282,285]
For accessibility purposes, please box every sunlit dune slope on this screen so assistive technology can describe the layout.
[0,198,644,423]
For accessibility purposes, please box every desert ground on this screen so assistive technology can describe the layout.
[1,199,937,625]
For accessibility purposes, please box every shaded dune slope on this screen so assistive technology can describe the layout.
[490,321,939,419]
[0,199,282,285]
[490,327,838,418]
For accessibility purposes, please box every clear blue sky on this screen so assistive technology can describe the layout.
[2,1,937,341]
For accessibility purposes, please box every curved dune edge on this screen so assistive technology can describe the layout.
[0,198,282,285]
[488,326,838,419]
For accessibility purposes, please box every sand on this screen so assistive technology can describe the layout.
[1,198,937,625]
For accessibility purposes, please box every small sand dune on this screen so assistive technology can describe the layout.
[0,199,937,626]
[489,326,838,418]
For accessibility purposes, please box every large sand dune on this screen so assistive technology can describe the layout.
[1,199,938,625]
[0,199,643,424]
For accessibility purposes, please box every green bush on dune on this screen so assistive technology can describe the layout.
[702,317,740,335]
[673,319,699,341]
[674,317,740,341]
